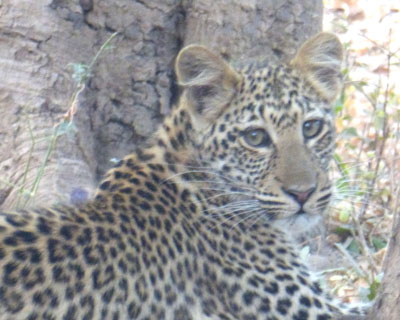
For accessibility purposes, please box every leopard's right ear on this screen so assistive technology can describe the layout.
[291,33,344,102]
[175,45,241,124]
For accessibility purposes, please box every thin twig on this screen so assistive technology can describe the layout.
[334,242,366,278]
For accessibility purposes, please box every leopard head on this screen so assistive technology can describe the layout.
[174,33,343,227]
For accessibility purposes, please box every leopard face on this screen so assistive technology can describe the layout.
[200,67,334,220]
[175,33,342,229]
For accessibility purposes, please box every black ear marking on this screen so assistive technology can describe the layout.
[191,85,216,114]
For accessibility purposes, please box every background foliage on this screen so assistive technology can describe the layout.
[322,0,399,303]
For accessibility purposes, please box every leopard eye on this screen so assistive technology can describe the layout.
[303,119,324,139]
[243,128,271,147]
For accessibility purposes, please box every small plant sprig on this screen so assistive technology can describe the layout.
[12,32,118,209]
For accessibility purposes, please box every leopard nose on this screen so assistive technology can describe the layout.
[283,186,316,205]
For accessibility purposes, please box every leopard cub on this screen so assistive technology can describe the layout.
[0,33,364,320]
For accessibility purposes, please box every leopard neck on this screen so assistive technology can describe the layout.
[92,102,236,223]
[95,103,207,193]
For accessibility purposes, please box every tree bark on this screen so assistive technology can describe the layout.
[369,209,400,319]
[0,0,97,209]
[0,0,184,209]
[181,0,323,64]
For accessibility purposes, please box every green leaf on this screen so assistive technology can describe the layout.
[372,237,387,250]
[334,103,344,114]
[347,239,362,255]
[367,277,381,301]
[334,226,352,237]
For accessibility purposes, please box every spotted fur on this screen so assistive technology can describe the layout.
[0,33,364,319]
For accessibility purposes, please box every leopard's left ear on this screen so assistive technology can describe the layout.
[291,33,343,102]
[175,45,241,125]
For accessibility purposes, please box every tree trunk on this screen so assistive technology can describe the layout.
[0,0,99,209]
[0,0,183,209]
[0,0,323,210]
[370,209,400,319]
[181,0,323,64]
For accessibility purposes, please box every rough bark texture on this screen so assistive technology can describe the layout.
[370,210,400,320]
[181,0,322,64]
[0,0,322,210]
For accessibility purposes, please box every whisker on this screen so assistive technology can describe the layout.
[170,179,257,193]
[200,191,254,202]
[203,206,259,219]
[203,201,260,215]
[229,209,266,231]
[210,200,260,211]
[202,202,264,231]
[243,210,267,230]
[161,169,219,184]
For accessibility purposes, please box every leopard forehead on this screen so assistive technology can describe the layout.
[240,65,309,107]
[244,64,327,105]
[212,64,332,139]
